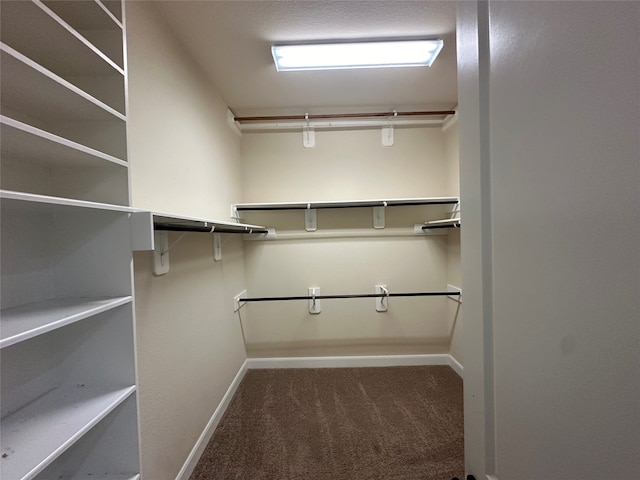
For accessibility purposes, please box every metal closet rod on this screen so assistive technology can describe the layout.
[234,110,456,123]
[154,222,269,234]
[241,291,460,303]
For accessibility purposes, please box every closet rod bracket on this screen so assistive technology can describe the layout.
[375,285,389,311]
[153,231,170,276]
[305,207,317,231]
[373,202,387,229]
[309,287,321,314]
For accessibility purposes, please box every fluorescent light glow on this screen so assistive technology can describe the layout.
[271,39,443,72]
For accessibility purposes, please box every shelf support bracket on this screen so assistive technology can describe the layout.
[375,285,389,312]
[381,125,394,146]
[213,232,222,262]
[305,204,317,231]
[303,114,315,148]
[230,204,240,221]
[153,231,170,276]
[309,287,321,314]
[382,110,396,147]
[373,201,386,229]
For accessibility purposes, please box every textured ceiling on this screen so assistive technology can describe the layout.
[153,1,458,117]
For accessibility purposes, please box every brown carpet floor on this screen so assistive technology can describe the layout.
[190,366,464,480]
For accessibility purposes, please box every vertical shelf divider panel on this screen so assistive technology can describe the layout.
[0,0,140,478]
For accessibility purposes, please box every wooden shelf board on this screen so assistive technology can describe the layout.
[0,296,132,349]
[0,385,136,480]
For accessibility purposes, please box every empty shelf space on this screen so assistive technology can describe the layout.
[0,296,132,349]
[42,0,124,69]
[235,196,460,211]
[0,116,130,204]
[37,392,139,480]
[0,0,123,76]
[99,0,123,24]
[1,46,125,123]
[42,0,123,32]
[0,44,128,158]
[0,384,136,480]
[0,116,127,168]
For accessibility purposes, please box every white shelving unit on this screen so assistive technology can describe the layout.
[0,1,140,478]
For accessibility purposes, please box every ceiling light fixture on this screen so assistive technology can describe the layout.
[271,39,444,72]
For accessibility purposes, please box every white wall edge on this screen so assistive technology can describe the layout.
[442,110,459,132]
[246,353,459,370]
[486,475,500,480]
[448,354,464,378]
[175,360,248,480]
[226,109,242,136]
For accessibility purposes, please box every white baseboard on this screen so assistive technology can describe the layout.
[175,360,248,480]
[178,353,464,478]
[247,353,464,376]
[447,354,464,378]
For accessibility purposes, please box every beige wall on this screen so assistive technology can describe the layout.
[126,3,242,220]
[242,234,452,357]
[126,3,247,479]
[240,128,460,357]
[241,128,450,202]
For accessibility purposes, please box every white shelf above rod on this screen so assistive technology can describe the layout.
[130,211,269,275]
[422,217,461,230]
[234,197,459,211]
[233,197,459,231]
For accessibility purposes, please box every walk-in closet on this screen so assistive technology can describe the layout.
[2,1,638,480]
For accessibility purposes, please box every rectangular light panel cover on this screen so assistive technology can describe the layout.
[272,39,444,72]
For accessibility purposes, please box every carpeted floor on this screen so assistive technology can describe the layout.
[190,366,464,480]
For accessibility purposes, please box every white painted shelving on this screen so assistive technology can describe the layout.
[0,296,132,349]
[234,196,459,231]
[0,0,140,478]
[234,196,460,211]
[0,0,126,112]
[1,385,136,480]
